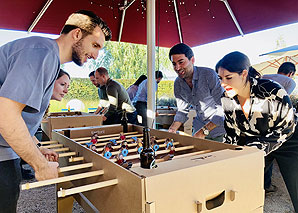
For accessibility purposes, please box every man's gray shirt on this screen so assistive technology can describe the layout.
[174,66,226,137]
[262,74,296,95]
[0,36,60,161]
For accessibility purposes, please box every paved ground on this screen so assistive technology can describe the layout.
[17,161,295,213]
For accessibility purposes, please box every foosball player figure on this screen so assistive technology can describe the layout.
[119,132,126,141]
[115,152,132,169]
[151,136,159,151]
[90,134,98,144]
[119,141,129,157]
[165,138,174,149]
[137,138,143,154]
[131,136,138,144]
[110,139,117,146]
[163,138,175,161]
[102,142,113,159]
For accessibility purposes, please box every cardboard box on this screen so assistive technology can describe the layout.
[52,125,264,213]
[156,106,176,127]
[41,112,103,139]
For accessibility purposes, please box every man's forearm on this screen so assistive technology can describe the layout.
[0,97,48,171]
[169,121,183,132]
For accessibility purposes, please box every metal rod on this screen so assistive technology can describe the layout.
[220,0,244,36]
[27,0,53,33]
[173,0,183,43]
[118,0,136,42]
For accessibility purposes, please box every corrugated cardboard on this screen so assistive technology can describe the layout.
[42,112,103,139]
[52,124,264,213]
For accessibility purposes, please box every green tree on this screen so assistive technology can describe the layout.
[85,41,172,79]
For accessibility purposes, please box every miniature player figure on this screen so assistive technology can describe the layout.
[163,138,175,161]
[91,135,98,144]
[115,152,132,169]
[102,142,113,159]
[150,136,159,151]
[165,138,174,149]
[131,136,138,144]
[119,132,126,141]
[110,139,117,146]
[119,141,129,157]
[90,132,99,144]
[137,138,143,154]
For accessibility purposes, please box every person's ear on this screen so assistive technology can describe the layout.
[190,56,195,64]
[242,69,248,79]
[72,28,83,42]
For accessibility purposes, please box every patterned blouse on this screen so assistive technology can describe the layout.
[222,77,296,155]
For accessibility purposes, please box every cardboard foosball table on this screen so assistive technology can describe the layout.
[22,124,264,213]
[41,111,103,139]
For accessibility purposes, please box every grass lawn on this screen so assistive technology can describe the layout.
[49,99,98,113]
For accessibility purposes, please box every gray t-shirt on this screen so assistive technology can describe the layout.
[0,36,60,161]
[262,74,296,95]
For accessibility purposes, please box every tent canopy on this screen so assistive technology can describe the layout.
[1,0,298,48]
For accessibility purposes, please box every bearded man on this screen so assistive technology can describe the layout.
[0,10,111,212]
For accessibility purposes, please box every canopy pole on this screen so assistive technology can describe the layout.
[27,0,53,33]
[220,0,244,36]
[118,0,136,42]
[147,0,156,128]
[173,0,183,43]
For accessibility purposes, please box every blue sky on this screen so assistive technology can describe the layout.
[1,21,298,78]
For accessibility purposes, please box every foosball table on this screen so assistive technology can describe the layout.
[22,124,264,213]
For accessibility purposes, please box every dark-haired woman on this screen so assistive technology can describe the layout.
[126,74,147,101]
[216,51,298,211]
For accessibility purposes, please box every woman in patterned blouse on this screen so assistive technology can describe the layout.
[216,51,298,211]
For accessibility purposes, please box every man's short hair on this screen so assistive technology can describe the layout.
[169,43,194,60]
[61,10,112,41]
[278,62,296,75]
[155,70,163,79]
[89,71,95,77]
[96,67,109,76]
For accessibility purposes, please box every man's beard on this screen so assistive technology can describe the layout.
[72,39,84,66]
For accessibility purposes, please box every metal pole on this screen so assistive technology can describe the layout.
[147,0,156,128]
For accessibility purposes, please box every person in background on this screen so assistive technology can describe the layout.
[263,61,296,94]
[216,51,298,212]
[0,10,111,212]
[168,43,225,141]
[51,69,71,101]
[262,61,297,193]
[133,71,163,126]
[89,70,109,114]
[127,74,147,101]
[89,71,98,87]
[95,67,136,124]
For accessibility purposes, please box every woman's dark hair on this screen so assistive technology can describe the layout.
[57,69,70,80]
[134,74,147,86]
[215,51,261,82]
